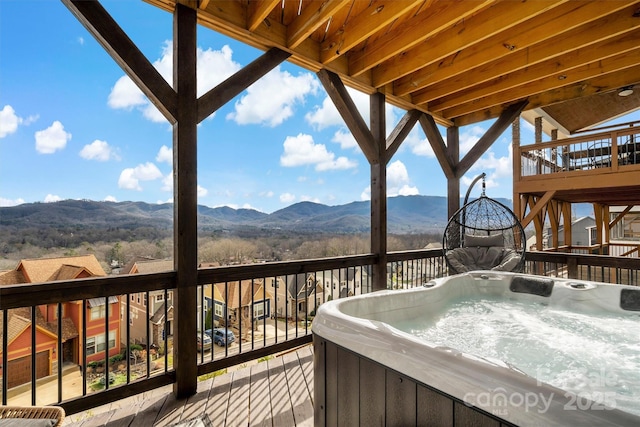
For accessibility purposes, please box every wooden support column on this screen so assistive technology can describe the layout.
[447,126,460,218]
[318,70,418,291]
[173,3,198,398]
[512,116,521,226]
[370,93,387,292]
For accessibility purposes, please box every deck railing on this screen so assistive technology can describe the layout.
[518,126,640,178]
[2,248,639,415]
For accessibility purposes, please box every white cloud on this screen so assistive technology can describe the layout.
[405,128,435,157]
[104,195,117,202]
[280,192,295,203]
[77,36,85,45]
[35,121,71,154]
[260,190,274,198]
[459,125,486,155]
[44,194,62,203]
[280,133,357,171]
[156,145,172,164]
[304,95,345,130]
[331,129,357,150]
[107,42,241,122]
[161,173,173,192]
[108,75,147,110]
[79,139,118,161]
[197,185,208,197]
[0,105,21,138]
[118,162,163,191]
[0,197,25,207]
[227,67,318,127]
[361,160,418,200]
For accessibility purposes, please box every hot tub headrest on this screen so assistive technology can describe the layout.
[621,288,640,311]
[510,276,554,297]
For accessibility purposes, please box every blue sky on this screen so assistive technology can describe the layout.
[2,1,635,214]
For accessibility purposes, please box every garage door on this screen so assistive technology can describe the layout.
[7,351,49,389]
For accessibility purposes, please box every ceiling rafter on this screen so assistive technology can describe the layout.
[145,0,640,130]
[248,0,281,32]
[412,4,640,106]
[348,0,494,77]
[372,0,567,88]
[440,53,640,119]
[287,0,351,49]
[394,0,618,97]
[320,0,423,64]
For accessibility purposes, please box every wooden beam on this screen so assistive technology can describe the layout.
[446,126,460,218]
[454,64,640,126]
[63,0,177,124]
[457,101,527,177]
[321,0,423,64]
[419,113,454,179]
[172,3,198,398]
[385,109,420,162]
[248,0,281,32]
[287,0,350,49]
[349,0,492,77]
[373,0,564,87]
[396,1,636,98]
[317,69,376,163]
[438,48,640,118]
[610,206,633,228]
[370,92,387,292]
[417,27,640,108]
[197,48,291,122]
[521,191,556,229]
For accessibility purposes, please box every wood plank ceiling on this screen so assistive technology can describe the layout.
[145,0,640,130]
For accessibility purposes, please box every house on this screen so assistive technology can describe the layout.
[268,273,324,320]
[545,216,596,249]
[119,258,173,347]
[318,268,369,299]
[211,280,273,338]
[0,255,119,389]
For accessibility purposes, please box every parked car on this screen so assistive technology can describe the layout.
[197,333,212,352]
[207,328,236,346]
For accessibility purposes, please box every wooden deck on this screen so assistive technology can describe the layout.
[62,345,314,427]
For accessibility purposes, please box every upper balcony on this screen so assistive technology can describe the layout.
[515,123,640,206]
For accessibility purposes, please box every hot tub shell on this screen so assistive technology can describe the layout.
[312,271,640,426]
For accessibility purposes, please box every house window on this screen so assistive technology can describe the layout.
[131,295,135,302]
[86,331,116,355]
[90,304,112,321]
[253,301,264,318]
[356,281,360,288]
[156,294,164,302]
[214,303,224,318]
[143,294,147,307]
[137,294,141,304]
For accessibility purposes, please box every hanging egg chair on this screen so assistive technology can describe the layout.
[443,173,526,274]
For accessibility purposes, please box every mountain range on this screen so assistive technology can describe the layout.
[0,196,592,235]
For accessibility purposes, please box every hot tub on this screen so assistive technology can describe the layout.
[312,271,640,426]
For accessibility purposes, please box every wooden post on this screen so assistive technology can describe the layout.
[512,116,521,227]
[173,3,198,398]
[447,126,460,219]
[370,93,387,291]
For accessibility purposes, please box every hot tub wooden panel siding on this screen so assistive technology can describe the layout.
[313,337,513,427]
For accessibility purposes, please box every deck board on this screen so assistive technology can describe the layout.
[62,345,314,427]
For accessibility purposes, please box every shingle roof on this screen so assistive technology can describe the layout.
[125,258,173,275]
[17,255,106,283]
[0,269,27,286]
